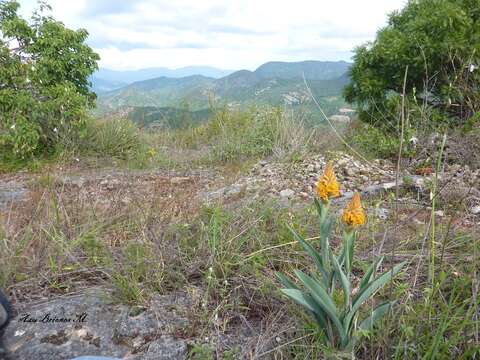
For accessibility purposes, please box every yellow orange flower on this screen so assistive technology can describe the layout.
[316,161,340,202]
[342,192,366,227]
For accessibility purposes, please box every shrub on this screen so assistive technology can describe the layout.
[345,0,480,129]
[0,1,99,159]
[347,121,401,159]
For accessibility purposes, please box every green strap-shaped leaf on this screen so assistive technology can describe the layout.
[276,272,299,290]
[358,256,384,291]
[313,197,334,278]
[338,246,345,267]
[331,254,351,308]
[287,225,322,269]
[358,301,394,331]
[345,301,394,350]
[281,288,329,331]
[344,261,406,331]
[287,224,329,285]
[294,270,337,310]
[281,288,318,313]
[348,233,355,273]
[294,270,348,346]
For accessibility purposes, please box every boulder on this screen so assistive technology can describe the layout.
[3,290,190,360]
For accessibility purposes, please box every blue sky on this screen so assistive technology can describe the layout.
[18,0,407,70]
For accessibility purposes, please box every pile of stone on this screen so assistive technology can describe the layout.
[203,152,397,202]
[203,152,480,216]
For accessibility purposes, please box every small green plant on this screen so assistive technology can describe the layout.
[277,163,407,351]
[188,343,215,359]
[81,118,141,159]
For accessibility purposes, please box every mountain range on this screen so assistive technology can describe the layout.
[91,66,234,93]
[94,60,352,127]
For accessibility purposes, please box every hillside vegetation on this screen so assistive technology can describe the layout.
[95,61,350,124]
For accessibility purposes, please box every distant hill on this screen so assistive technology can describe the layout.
[97,75,216,111]
[254,60,350,80]
[90,76,127,94]
[96,60,352,125]
[91,66,234,92]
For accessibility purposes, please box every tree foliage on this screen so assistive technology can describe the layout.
[344,0,480,129]
[0,0,99,158]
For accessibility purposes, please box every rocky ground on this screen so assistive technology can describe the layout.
[203,152,397,203]
[2,151,479,214]
[1,151,479,359]
[203,152,480,216]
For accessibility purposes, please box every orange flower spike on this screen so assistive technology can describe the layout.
[342,192,366,227]
[316,161,341,202]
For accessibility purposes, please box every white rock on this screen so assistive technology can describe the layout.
[330,115,350,122]
[375,208,390,220]
[471,205,480,215]
[280,189,295,198]
[344,168,355,177]
[170,177,190,185]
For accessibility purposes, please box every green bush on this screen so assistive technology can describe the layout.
[348,122,401,159]
[0,1,99,159]
[345,0,479,129]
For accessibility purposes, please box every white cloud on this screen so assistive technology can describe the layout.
[18,0,407,70]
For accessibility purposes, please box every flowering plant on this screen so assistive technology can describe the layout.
[277,162,406,350]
